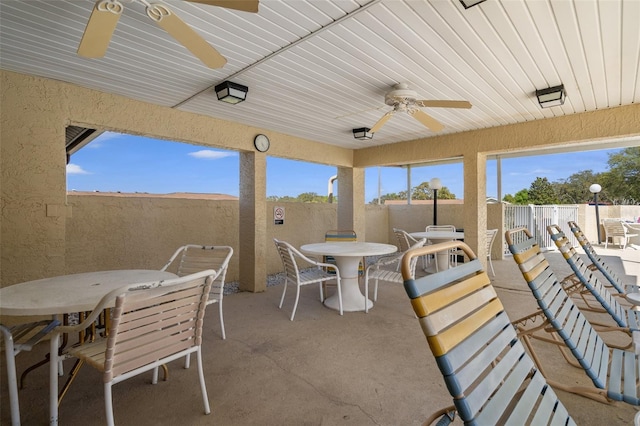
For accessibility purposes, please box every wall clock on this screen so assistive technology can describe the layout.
[254,134,270,152]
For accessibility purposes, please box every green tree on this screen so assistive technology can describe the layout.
[552,170,602,204]
[296,192,327,203]
[411,181,456,200]
[601,147,640,204]
[528,177,559,204]
[503,189,530,204]
[370,191,407,205]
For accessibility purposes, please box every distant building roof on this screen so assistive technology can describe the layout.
[67,191,238,200]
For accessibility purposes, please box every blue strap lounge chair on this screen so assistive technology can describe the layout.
[401,240,576,425]
[507,227,640,406]
[568,221,637,294]
[547,224,640,339]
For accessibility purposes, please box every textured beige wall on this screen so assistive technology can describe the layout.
[66,195,239,274]
[1,72,68,285]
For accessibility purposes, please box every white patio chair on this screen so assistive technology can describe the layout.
[273,238,342,320]
[602,219,638,249]
[485,228,498,277]
[425,225,460,269]
[393,228,429,270]
[364,238,426,312]
[1,320,60,426]
[161,244,233,340]
[51,270,215,426]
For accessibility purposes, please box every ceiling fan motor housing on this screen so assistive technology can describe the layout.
[384,83,418,106]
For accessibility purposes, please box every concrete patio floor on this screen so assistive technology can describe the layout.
[2,244,639,425]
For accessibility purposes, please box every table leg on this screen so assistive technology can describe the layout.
[324,256,371,312]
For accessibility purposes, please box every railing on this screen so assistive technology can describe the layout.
[504,205,579,253]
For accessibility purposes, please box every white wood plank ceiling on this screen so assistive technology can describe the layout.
[1,0,639,150]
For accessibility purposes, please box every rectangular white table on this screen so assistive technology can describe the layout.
[300,242,397,312]
[0,269,177,426]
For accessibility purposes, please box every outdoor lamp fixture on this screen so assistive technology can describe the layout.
[352,127,373,140]
[459,0,487,8]
[589,183,602,244]
[215,81,248,104]
[536,84,565,108]
[430,177,443,226]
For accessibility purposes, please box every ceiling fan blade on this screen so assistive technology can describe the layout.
[148,4,227,69]
[409,109,444,132]
[370,111,394,133]
[415,100,472,109]
[77,0,123,58]
[186,0,259,13]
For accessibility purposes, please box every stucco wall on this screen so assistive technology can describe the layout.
[59,194,639,285]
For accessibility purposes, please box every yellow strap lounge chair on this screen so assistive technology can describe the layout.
[401,240,575,425]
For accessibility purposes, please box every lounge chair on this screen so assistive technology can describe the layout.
[401,240,576,425]
[568,221,636,294]
[546,224,640,349]
[506,227,640,405]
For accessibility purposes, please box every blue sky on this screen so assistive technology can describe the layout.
[67,132,621,203]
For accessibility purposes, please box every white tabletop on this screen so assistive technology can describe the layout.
[0,270,177,316]
[410,231,464,240]
[301,242,398,257]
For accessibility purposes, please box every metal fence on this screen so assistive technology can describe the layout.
[504,204,579,253]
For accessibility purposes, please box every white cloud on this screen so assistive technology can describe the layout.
[509,168,553,176]
[88,131,123,148]
[188,150,235,160]
[66,163,90,174]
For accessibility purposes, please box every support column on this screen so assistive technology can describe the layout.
[239,152,267,292]
[337,167,365,239]
[463,152,487,266]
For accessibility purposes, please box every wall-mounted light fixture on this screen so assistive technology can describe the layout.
[215,81,249,104]
[352,127,373,140]
[459,0,487,9]
[536,84,565,108]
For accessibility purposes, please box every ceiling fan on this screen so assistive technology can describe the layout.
[77,0,259,69]
[369,83,472,134]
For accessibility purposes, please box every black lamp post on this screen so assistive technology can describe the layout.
[589,183,602,244]
[430,177,442,226]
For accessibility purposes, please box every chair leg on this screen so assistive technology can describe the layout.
[49,333,60,426]
[104,382,115,426]
[364,273,369,313]
[279,280,288,309]
[219,301,226,340]
[488,257,495,277]
[336,280,343,316]
[290,286,301,321]
[2,328,20,426]
[196,347,211,415]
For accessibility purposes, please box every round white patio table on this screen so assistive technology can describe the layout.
[0,269,178,316]
[300,242,397,312]
[410,231,465,271]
